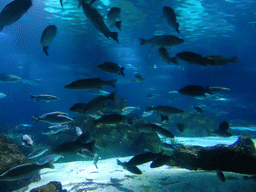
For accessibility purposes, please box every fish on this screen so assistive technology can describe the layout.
[41,25,57,56]
[80,2,119,43]
[158,47,178,65]
[209,121,232,137]
[162,6,179,34]
[216,169,226,182]
[0,160,54,181]
[161,114,169,122]
[121,106,140,115]
[42,124,69,134]
[205,56,238,66]
[208,87,230,94]
[160,143,175,151]
[139,35,184,48]
[94,114,127,126]
[117,159,142,175]
[147,93,160,99]
[178,85,213,97]
[218,121,229,132]
[22,78,42,86]
[0,73,22,83]
[133,73,145,83]
[0,0,32,31]
[33,112,73,124]
[28,147,49,160]
[0,92,6,99]
[97,62,125,76]
[194,105,203,113]
[145,105,184,114]
[77,0,96,8]
[64,78,117,90]
[70,90,117,115]
[21,134,33,147]
[93,154,99,169]
[52,139,95,155]
[15,124,31,129]
[31,94,59,102]
[176,51,209,66]
[127,152,163,166]
[150,154,172,168]
[176,123,185,132]
[139,123,174,138]
[107,7,121,30]
[37,155,64,164]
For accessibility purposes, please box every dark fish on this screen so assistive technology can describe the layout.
[0,73,22,83]
[176,51,209,66]
[139,123,174,138]
[150,155,172,168]
[41,25,57,56]
[158,47,178,65]
[208,87,230,94]
[127,152,162,166]
[52,139,95,155]
[216,169,226,182]
[37,155,64,164]
[98,62,125,76]
[70,90,116,115]
[210,121,232,137]
[42,124,69,135]
[0,161,54,181]
[33,113,73,124]
[0,0,32,31]
[205,56,238,66]
[139,35,184,48]
[107,7,121,30]
[64,78,117,90]
[219,121,229,132]
[31,94,59,102]
[194,105,203,113]
[178,85,213,97]
[133,73,145,83]
[117,159,142,175]
[146,105,184,114]
[94,114,126,125]
[161,114,169,122]
[162,6,179,33]
[176,123,185,132]
[80,2,119,43]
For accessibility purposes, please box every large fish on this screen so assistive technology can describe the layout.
[178,85,213,97]
[162,6,179,34]
[107,7,121,30]
[158,47,178,65]
[98,62,125,76]
[41,25,57,56]
[117,159,142,175]
[139,123,175,138]
[70,90,116,115]
[205,56,238,66]
[94,114,127,126]
[80,2,119,43]
[0,0,32,31]
[176,51,209,66]
[31,94,59,102]
[0,73,22,83]
[64,78,117,90]
[145,105,184,114]
[126,152,162,166]
[0,161,54,181]
[139,35,184,48]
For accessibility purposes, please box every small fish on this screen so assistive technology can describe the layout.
[41,25,57,56]
[93,154,99,169]
[178,85,213,97]
[22,79,42,86]
[216,169,226,182]
[21,134,33,147]
[162,6,179,33]
[107,7,121,30]
[0,92,6,99]
[133,73,145,83]
[37,155,64,165]
[64,78,117,90]
[76,126,83,136]
[147,93,160,99]
[158,47,178,65]
[42,124,69,134]
[98,62,125,76]
[121,106,140,115]
[0,73,22,83]
[31,94,59,102]
[194,105,203,113]
[117,159,142,175]
[208,87,230,94]
[146,105,184,114]
[28,147,49,160]
[33,113,73,125]
[139,35,184,48]
[210,121,232,137]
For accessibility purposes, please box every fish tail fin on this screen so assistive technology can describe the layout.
[111,32,119,43]
[139,38,146,45]
[60,0,63,7]
[108,79,117,88]
[115,21,122,31]
[145,106,153,112]
[231,57,238,63]
[108,90,117,101]
[170,57,179,65]
[176,23,180,34]
[206,86,213,95]
[117,159,122,166]
[43,46,49,56]
[120,67,125,76]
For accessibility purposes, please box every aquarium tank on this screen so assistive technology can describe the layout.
[0,0,256,191]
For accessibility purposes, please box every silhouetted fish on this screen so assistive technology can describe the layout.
[41,25,57,56]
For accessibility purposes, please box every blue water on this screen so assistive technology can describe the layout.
[0,0,255,130]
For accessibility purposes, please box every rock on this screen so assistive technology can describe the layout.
[30,181,67,192]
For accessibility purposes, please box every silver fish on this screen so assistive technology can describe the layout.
[41,25,57,56]
[31,94,59,102]
[28,147,49,160]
